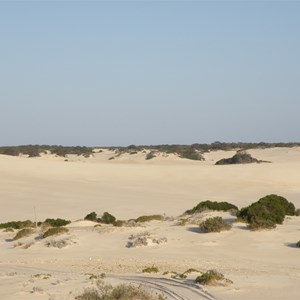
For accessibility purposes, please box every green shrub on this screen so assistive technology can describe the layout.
[43,218,71,227]
[84,212,97,222]
[13,228,35,240]
[135,215,164,223]
[215,151,261,165]
[113,220,126,227]
[99,212,116,224]
[145,151,156,160]
[199,217,232,233]
[142,265,159,273]
[0,220,35,230]
[296,241,300,248]
[195,270,224,285]
[237,194,296,230]
[42,227,69,239]
[3,227,14,232]
[186,200,238,214]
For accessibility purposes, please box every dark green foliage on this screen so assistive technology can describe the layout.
[42,227,69,239]
[43,218,71,227]
[99,212,116,224]
[0,145,93,158]
[84,212,97,222]
[195,270,224,285]
[215,151,261,165]
[13,228,35,240]
[135,215,164,222]
[296,241,300,248]
[237,194,296,230]
[145,151,156,160]
[0,220,35,229]
[186,200,238,214]
[142,265,159,273]
[178,147,204,161]
[199,217,232,233]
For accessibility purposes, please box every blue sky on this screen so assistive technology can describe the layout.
[0,1,299,146]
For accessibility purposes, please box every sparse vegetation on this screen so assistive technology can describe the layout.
[0,220,35,230]
[185,200,238,214]
[76,281,167,300]
[145,151,157,160]
[13,228,35,240]
[142,265,159,273]
[215,150,269,165]
[135,215,164,223]
[296,241,300,248]
[43,218,71,227]
[42,227,69,239]
[99,212,116,224]
[237,194,297,230]
[199,217,232,233]
[84,212,97,222]
[195,270,226,285]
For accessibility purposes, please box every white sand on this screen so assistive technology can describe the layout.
[0,147,300,299]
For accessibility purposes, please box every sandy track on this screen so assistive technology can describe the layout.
[110,275,219,300]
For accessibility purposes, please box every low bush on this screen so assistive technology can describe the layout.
[13,228,35,240]
[0,220,35,230]
[142,265,159,273]
[76,281,166,300]
[145,151,157,160]
[296,241,300,248]
[237,194,297,230]
[43,218,71,227]
[185,200,238,214]
[99,212,116,224]
[195,270,225,285]
[199,217,232,233]
[84,212,97,222]
[135,215,164,223]
[42,227,69,239]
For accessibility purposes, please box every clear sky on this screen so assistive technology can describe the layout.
[0,1,299,146]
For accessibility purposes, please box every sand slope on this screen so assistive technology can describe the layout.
[0,147,300,299]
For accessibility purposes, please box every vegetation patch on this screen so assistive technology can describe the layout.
[0,220,35,230]
[135,215,164,223]
[296,241,300,248]
[215,150,267,165]
[237,194,297,230]
[43,218,71,227]
[42,227,69,239]
[76,281,167,300]
[13,228,35,240]
[199,217,232,233]
[195,270,232,286]
[142,265,159,273]
[84,212,97,222]
[185,200,238,214]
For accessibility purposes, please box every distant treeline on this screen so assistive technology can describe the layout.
[0,142,299,158]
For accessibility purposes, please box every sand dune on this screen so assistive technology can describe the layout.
[0,147,300,299]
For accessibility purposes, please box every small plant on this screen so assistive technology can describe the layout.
[195,270,225,285]
[199,217,232,233]
[113,220,126,227]
[99,212,116,224]
[42,227,69,239]
[135,215,164,223]
[84,212,97,222]
[0,220,35,230]
[142,265,159,273]
[86,273,106,280]
[13,228,35,240]
[185,200,238,214]
[145,151,157,160]
[33,274,52,279]
[3,227,14,232]
[296,240,300,248]
[43,218,71,227]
